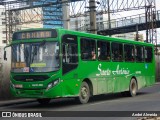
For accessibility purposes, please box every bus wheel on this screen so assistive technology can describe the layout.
[77,82,90,104]
[128,78,138,97]
[37,98,51,105]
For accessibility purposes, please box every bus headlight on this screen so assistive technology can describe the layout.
[10,82,15,89]
[46,79,60,91]
[14,84,23,88]
[10,82,23,89]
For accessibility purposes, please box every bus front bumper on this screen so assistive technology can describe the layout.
[10,85,62,99]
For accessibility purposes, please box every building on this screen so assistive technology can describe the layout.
[70,13,116,32]
[70,15,86,32]
[33,0,63,28]
[0,7,7,46]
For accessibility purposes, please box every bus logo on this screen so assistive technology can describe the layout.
[26,79,34,81]
[96,64,130,76]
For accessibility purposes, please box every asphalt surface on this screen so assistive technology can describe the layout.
[0,82,160,120]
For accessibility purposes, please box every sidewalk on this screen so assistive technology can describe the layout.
[0,98,36,107]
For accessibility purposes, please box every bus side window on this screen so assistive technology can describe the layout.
[145,47,152,62]
[135,46,144,62]
[97,41,110,61]
[124,44,135,62]
[81,38,96,60]
[111,42,123,61]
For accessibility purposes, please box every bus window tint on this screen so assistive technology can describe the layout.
[97,41,110,61]
[81,38,96,60]
[124,44,135,62]
[111,42,123,61]
[135,46,144,62]
[145,47,152,62]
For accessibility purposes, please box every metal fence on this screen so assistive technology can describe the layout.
[100,10,160,30]
[77,10,160,32]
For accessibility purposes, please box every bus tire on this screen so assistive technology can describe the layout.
[76,82,90,104]
[128,78,138,97]
[37,98,51,105]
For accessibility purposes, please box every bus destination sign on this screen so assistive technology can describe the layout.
[13,30,57,40]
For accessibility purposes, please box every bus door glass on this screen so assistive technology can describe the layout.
[62,34,78,75]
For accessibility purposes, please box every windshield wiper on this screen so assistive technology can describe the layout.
[24,46,30,66]
[31,46,38,63]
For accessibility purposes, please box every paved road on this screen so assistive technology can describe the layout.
[1,83,160,120]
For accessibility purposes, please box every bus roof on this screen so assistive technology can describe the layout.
[56,28,153,47]
[14,28,154,47]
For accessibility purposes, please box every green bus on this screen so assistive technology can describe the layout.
[4,28,155,104]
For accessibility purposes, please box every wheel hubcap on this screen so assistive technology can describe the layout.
[131,82,136,94]
[81,87,88,99]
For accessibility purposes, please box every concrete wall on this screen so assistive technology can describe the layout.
[155,55,160,82]
[0,46,13,100]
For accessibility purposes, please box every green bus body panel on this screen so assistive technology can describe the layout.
[77,61,155,94]
[10,28,155,99]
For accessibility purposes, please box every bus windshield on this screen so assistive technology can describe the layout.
[11,41,60,73]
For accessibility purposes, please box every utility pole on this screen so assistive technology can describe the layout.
[145,0,157,45]
[75,18,78,31]
[89,0,97,34]
[145,5,150,43]
[62,0,70,29]
[136,24,139,41]
[107,0,111,36]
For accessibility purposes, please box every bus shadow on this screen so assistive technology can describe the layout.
[9,91,149,110]
[89,91,149,103]
[137,92,149,96]
[8,98,78,109]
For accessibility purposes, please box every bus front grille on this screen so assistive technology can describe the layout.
[13,75,50,82]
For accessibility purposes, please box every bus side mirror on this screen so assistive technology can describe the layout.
[4,51,7,61]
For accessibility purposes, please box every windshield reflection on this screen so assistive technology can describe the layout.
[11,42,60,73]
